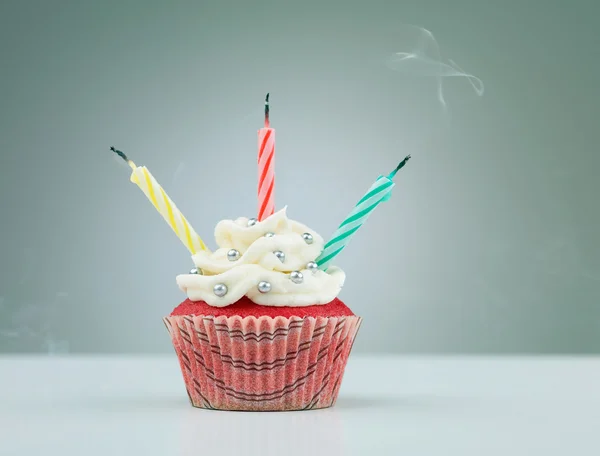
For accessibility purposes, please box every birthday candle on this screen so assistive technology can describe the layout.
[257,93,275,221]
[111,147,208,254]
[316,155,411,271]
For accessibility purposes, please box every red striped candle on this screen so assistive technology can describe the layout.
[257,93,275,221]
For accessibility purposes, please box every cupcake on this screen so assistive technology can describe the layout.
[164,208,361,411]
[110,98,408,411]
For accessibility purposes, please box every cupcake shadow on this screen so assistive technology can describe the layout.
[178,403,344,455]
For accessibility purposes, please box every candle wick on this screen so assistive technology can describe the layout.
[110,146,137,170]
[110,146,128,162]
[388,154,411,179]
[264,93,270,128]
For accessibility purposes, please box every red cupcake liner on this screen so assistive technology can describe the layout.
[164,313,362,411]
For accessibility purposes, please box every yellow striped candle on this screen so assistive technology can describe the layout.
[111,147,208,254]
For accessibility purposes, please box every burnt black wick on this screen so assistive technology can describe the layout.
[388,154,411,179]
[110,146,129,163]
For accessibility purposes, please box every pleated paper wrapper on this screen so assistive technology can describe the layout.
[164,314,362,411]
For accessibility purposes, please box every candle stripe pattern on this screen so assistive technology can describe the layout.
[257,128,275,221]
[316,176,395,271]
[132,167,208,254]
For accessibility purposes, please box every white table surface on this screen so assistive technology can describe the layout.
[1,355,599,456]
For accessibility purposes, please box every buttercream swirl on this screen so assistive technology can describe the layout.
[176,208,345,307]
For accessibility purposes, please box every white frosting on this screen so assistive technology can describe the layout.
[176,208,345,307]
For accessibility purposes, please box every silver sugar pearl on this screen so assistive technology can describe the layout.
[290,271,304,284]
[227,249,240,261]
[213,283,228,297]
[306,261,319,272]
[264,232,275,238]
[189,267,202,275]
[247,218,258,227]
[257,281,272,293]
[302,233,314,244]
[273,250,286,262]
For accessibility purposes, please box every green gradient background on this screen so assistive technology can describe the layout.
[0,0,598,354]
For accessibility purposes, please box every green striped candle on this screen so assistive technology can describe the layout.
[316,155,411,271]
